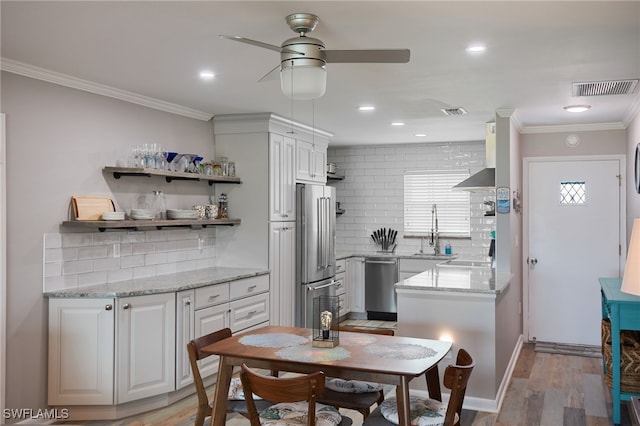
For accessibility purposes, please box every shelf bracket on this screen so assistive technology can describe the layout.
[112,171,152,179]
[165,176,201,183]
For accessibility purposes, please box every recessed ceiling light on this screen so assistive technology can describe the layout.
[199,71,215,80]
[563,105,591,113]
[466,44,486,53]
[415,133,427,137]
[358,105,375,111]
[391,122,405,126]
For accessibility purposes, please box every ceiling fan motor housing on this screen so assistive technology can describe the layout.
[280,36,326,69]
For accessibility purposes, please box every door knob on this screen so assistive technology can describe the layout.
[529,258,538,265]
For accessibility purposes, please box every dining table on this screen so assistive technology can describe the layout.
[202,325,452,426]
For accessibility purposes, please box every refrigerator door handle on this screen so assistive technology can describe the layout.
[308,280,337,291]
[317,197,323,269]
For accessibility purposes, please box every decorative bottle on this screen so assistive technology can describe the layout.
[217,193,228,219]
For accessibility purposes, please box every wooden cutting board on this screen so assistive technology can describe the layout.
[71,196,115,220]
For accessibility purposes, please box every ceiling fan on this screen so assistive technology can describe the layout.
[220,13,410,100]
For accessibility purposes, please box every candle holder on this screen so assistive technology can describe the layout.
[312,296,339,348]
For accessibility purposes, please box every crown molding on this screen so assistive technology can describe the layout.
[0,58,213,121]
[520,121,627,134]
[622,94,640,128]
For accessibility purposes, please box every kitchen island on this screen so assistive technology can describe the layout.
[396,263,519,413]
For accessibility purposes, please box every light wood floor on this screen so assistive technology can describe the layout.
[56,321,635,426]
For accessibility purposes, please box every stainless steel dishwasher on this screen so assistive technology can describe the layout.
[364,256,399,321]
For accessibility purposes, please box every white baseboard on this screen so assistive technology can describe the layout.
[406,334,524,414]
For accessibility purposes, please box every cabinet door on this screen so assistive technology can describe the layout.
[116,292,176,403]
[336,272,349,318]
[48,298,115,405]
[347,257,366,313]
[194,304,229,379]
[175,290,195,390]
[269,222,295,326]
[296,139,327,183]
[229,292,270,333]
[270,133,296,221]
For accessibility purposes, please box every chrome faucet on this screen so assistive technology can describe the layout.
[429,204,440,255]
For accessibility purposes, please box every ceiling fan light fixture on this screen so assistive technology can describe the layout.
[280,61,326,100]
[563,104,591,113]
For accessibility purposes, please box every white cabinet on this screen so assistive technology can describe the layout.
[229,292,270,332]
[116,292,176,404]
[193,303,228,379]
[176,290,195,390]
[335,259,348,318]
[347,257,365,313]
[398,258,442,281]
[270,133,296,221]
[296,139,327,184]
[269,222,296,326]
[48,298,115,405]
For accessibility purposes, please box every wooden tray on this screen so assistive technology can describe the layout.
[71,196,115,221]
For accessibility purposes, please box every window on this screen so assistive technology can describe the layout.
[404,170,470,237]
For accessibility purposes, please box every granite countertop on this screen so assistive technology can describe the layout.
[44,267,270,298]
[336,251,456,261]
[395,266,512,295]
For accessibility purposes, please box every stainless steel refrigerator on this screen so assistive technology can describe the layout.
[295,183,336,327]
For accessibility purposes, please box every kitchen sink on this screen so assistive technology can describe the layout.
[437,259,492,268]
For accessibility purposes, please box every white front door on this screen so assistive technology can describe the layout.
[526,156,623,346]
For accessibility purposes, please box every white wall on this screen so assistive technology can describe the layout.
[327,142,495,259]
[1,72,216,416]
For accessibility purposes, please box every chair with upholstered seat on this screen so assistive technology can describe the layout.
[362,348,474,426]
[240,363,352,426]
[316,326,394,420]
[187,328,272,426]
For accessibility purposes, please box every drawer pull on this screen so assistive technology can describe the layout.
[123,303,130,310]
[105,304,113,311]
[209,295,220,300]
[186,299,191,306]
[247,310,257,316]
[248,285,257,291]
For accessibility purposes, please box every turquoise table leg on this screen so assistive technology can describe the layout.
[611,304,621,425]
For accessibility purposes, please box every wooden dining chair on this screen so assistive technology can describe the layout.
[187,328,271,426]
[317,326,395,419]
[240,363,352,426]
[362,348,475,426]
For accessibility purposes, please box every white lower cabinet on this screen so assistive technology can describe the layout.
[48,273,270,410]
[269,222,295,326]
[335,259,348,318]
[176,290,195,390]
[347,257,365,313]
[48,298,115,405]
[116,292,176,404]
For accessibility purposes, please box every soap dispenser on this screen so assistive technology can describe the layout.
[445,241,452,255]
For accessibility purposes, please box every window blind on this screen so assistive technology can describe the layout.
[404,171,470,236]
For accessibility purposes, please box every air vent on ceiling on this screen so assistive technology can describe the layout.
[572,79,638,96]
[440,107,468,116]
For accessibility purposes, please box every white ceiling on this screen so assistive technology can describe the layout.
[1,1,639,146]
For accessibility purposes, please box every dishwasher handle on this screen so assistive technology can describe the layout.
[365,259,397,265]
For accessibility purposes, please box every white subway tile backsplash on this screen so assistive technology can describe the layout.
[121,254,145,269]
[44,233,62,249]
[132,242,156,255]
[133,265,156,279]
[78,271,108,287]
[45,248,63,263]
[145,252,168,266]
[156,262,178,276]
[108,268,133,283]
[93,233,121,245]
[62,233,94,247]
[44,262,62,278]
[78,245,108,260]
[62,259,93,275]
[328,140,493,257]
[93,257,121,271]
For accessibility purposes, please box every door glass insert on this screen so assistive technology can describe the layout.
[560,181,586,205]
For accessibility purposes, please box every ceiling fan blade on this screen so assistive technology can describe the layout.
[219,35,282,53]
[323,49,410,63]
[258,64,280,83]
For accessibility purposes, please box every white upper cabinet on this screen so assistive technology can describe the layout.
[296,139,327,184]
[269,133,296,222]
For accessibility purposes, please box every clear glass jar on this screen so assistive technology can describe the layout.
[220,157,229,176]
[217,193,228,219]
[228,162,236,177]
[212,161,222,176]
[151,190,166,220]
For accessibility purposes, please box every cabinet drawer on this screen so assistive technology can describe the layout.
[335,273,346,296]
[195,283,230,310]
[230,275,269,300]
[229,293,270,333]
[336,259,346,274]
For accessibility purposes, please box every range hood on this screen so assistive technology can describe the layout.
[453,122,496,191]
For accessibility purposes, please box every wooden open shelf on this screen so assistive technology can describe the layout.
[103,166,241,185]
[62,218,241,232]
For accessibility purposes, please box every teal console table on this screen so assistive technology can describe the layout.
[600,277,640,424]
